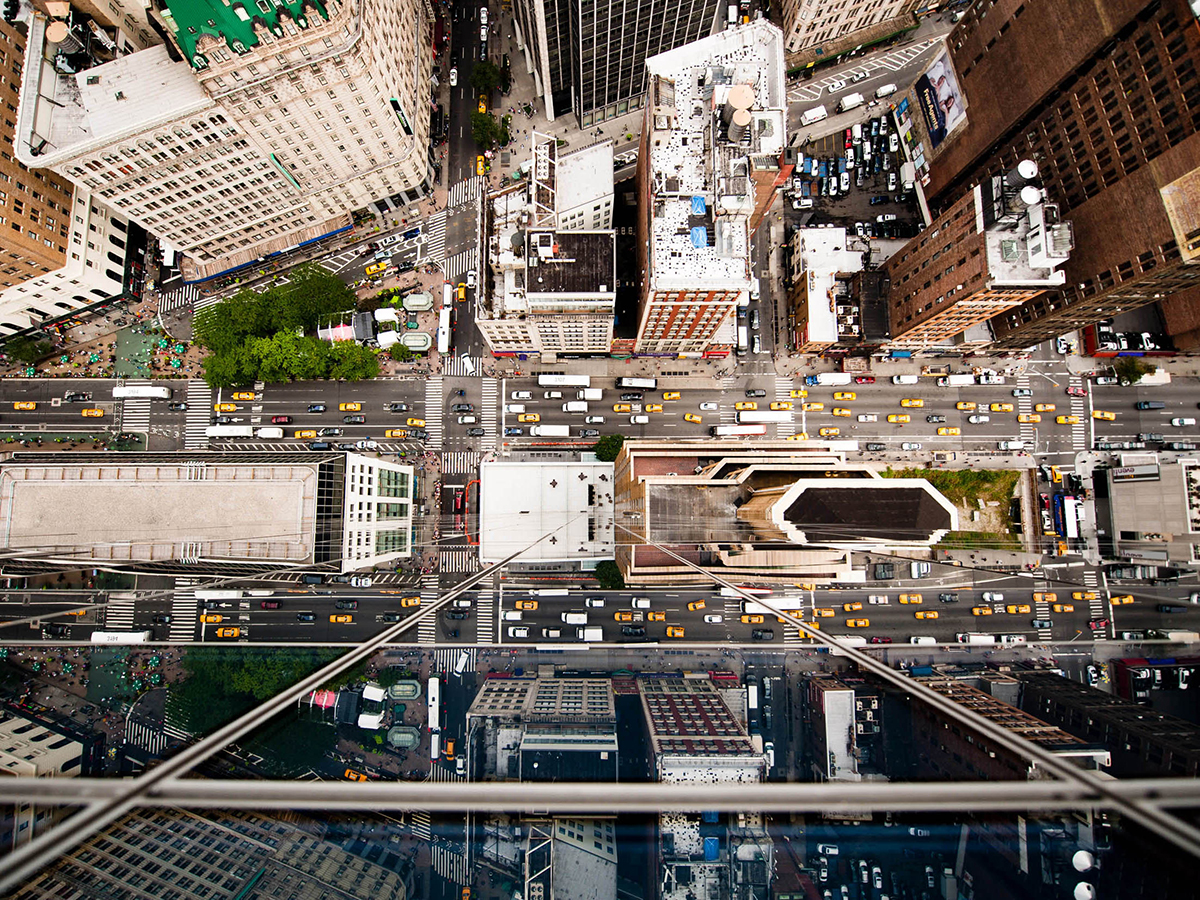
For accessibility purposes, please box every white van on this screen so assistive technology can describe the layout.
[998,440,1025,450]
[505,404,526,413]
[874,83,897,98]
[502,610,523,621]
[561,612,588,625]
[981,592,1004,602]
[910,636,937,645]
[458,415,478,424]
[749,277,760,301]
[891,375,919,384]
[727,3,737,23]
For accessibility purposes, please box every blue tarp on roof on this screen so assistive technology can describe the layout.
[690,227,708,248]
[691,195,707,214]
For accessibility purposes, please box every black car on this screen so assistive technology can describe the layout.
[504,426,523,436]
[926,415,946,423]
[1138,432,1164,442]
[745,389,767,398]
[213,415,233,425]
[751,629,775,641]
[301,574,324,584]
[466,427,485,437]
[387,402,409,412]
[151,614,172,624]
[344,415,366,424]
[42,623,70,638]
[308,441,331,450]
[451,403,474,413]
[381,613,404,622]
[865,443,886,451]
[620,392,643,401]
[580,429,600,438]
[307,404,326,413]
[320,427,343,436]
[329,574,352,583]
[336,600,358,610]
[296,613,316,622]
[168,402,188,411]
[337,442,357,450]
[621,625,646,637]
[445,610,467,620]
[64,391,92,402]
[870,195,888,205]
[938,593,959,603]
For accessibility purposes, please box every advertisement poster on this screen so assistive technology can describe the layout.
[915,52,966,148]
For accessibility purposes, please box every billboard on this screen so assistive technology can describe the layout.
[915,51,966,148]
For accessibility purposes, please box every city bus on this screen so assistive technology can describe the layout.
[1063,497,1081,540]
[532,588,570,597]
[615,377,657,389]
[710,424,767,437]
[427,677,441,733]
[537,375,592,388]
[90,631,152,644]
[437,306,452,355]
[442,282,454,309]
[205,425,255,438]
[195,589,243,601]
[736,411,793,424]
[112,384,172,400]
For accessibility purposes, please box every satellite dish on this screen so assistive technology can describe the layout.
[1073,883,1096,900]
[1072,850,1095,872]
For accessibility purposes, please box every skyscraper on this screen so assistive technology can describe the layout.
[15,0,432,280]
[906,0,1200,350]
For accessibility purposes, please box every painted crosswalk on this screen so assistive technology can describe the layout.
[125,719,167,755]
[318,246,363,275]
[417,576,439,644]
[157,284,198,314]
[442,248,477,285]
[1015,375,1035,444]
[440,548,480,573]
[475,587,494,643]
[431,841,469,884]
[171,578,202,642]
[434,647,477,676]
[423,376,444,449]
[186,382,213,449]
[447,176,485,209]
[410,811,432,841]
[442,451,481,475]
[480,379,498,447]
[1084,570,1106,641]
[441,352,482,378]
[774,376,797,437]
[119,397,151,434]
[787,38,940,104]
[422,211,447,263]
[1033,595,1053,641]
[1067,376,1088,450]
[103,593,136,631]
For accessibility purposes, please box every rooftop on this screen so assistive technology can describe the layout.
[525,230,616,298]
[159,0,330,65]
[796,228,863,343]
[556,141,614,215]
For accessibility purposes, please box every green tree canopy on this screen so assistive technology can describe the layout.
[594,560,625,590]
[471,111,501,148]
[1114,356,1153,385]
[470,60,501,94]
[592,434,625,461]
[3,336,53,365]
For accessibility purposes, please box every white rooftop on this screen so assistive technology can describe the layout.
[556,141,614,216]
[797,227,862,343]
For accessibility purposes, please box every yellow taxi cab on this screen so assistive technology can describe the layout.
[232,391,256,401]
[644,404,663,413]
[1033,592,1057,603]
[457,283,467,300]
[1111,594,1135,605]
[787,433,809,441]
[684,413,702,424]
[770,401,794,411]
[804,620,821,630]
[789,389,808,399]
[1051,466,1063,483]
[833,392,856,401]
[406,417,426,427]
[842,601,863,612]
[294,430,318,439]
[741,614,764,624]
[477,95,487,113]
[1006,604,1032,614]
[330,614,353,623]
[735,401,757,411]
[612,404,631,413]
[900,398,924,408]
[818,427,840,437]
[385,429,409,438]
[1093,410,1116,421]
[365,262,387,276]
[847,618,869,627]
[648,611,666,622]
[200,614,223,623]
[887,414,910,423]
[216,627,241,638]
[937,426,961,435]
[64,609,88,616]
[12,401,36,411]
[81,408,104,417]
[344,769,368,782]
[214,403,236,412]
[813,608,836,618]
[956,401,976,411]
[614,611,633,622]
[687,600,706,611]
[340,402,362,412]
[1052,603,1075,613]
[1034,403,1056,412]
[990,402,1014,412]
[915,610,938,620]
[898,594,922,604]
[831,407,852,417]
[475,155,485,176]
[1072,591,1097,601]
[518,413,540,423]
[400,596,422,607]
[1018,414,1041,423]
[802,402,824,411]
[1056,415,1081,424]
[663,391,681,401]
[971,606,993,616]
[666,626,685,638]
[516,600,539,610]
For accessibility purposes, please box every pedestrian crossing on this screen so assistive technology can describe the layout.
[442,248,477,285]
[125,719,168,755]
[480,379,498,446]
[1067,376,1088,450]
[431,841,469,885]
[433,646,478,675]
[186,382,213,449]
[193,293,220,314]
[440,548,480,573]
[157,284,199,314]
[1085,570,1107,641]
[475,587,494,643]
[417,576,439,644]
[171,578,202,642]
[318,246,363,275]
[119,397,151,434]
[423,376,444,449]
[442,451,482,475]
[422,211,447,263]
[103,593,136,631]
[442,352,481,377]
[786,38,939,104]
[410,811,432,841]
[447,176,485,209]
[774,376,797,437]
[1014,374,1035,444]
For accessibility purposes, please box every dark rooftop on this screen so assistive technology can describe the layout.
[525,230,616,296]
[785,485,951,543]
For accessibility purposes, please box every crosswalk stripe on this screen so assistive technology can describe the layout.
[103,593,136,630]
[119,397,151,433]
[185,382,213,449]
[441,353,482,377]
[431,841,468,884]
[439,548,479,573]
[423,377,444,449]
[417,575,439,644]
[410,811,432,841]
[441,451,481,474]
[157,284,198,313]
[423,211,447,263]
[475,587,494,644]
[442,249,477,285]
[447,176,485,209]
[479,379,498,448]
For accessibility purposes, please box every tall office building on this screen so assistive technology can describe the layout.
[883,164,1074,353]
[14,0,432,280]
[512,0,723,127]
[907,0,1200,351]
[634,20,789,356]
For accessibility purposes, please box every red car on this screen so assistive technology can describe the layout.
[271,415,292,424]
[260,600,281,609]
[844,128,853,148]
[1065,387,1086,397]
[869,636,893,644]
[854,376,876,385]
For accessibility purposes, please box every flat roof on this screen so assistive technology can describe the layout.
[526,230,616,296]
[0,461,317,563]
[160,0,330,64]
[556,141,614,215]
[797,227,861,343]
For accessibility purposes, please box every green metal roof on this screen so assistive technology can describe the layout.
[160,0,330,67]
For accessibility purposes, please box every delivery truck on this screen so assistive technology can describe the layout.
[576,626,604,641]
[801,105,829,126]
[936,374,976,387]
[529,425,570,437]
[956,633,997,645]
[576,389,603,401]
[837,93,865,112]
[562,401,588,413]
[804,372,853,386]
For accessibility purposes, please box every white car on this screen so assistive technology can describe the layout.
[585,597,606,607]
[857,414,877,422]
[466,269,477,288]
[584,415,606,424]
[704,614,723,624]
[967,414,990,424]
[699,402,718,411]
[508,626,529,638]
[355,440,379,450]
[868,595,889,605]
[480,24,487,41]
[479,6,487,24]
[901,442,922,450]
[350,575,373,588]
[449,67,457,87]
[630,415,649,424]
[826,79,847,93]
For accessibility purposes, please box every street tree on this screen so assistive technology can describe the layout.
[1114,356,1153,385]
[470,60,502,94]
[592,434,625,461]
[471,111,501,148]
